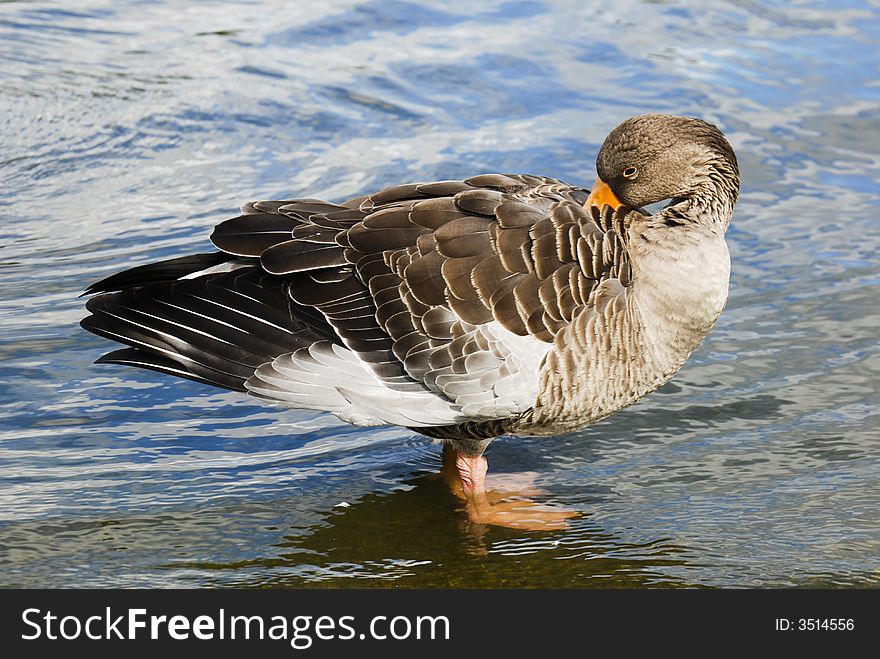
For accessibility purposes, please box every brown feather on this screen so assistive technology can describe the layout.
[291,225,340,243]
[210,213,297,257]
[414,180,472,196]
[309,268,354,284]
[446,292,492,325]
[281,255,357,292]
[512,274,541,319]
[538,275,563,323]
[355,252,391,283]
[494,225,531,272]
[526,307,555,342]
[404,251,448,306]
[495,200,545,228]
[531,233,562,280]
[251,200,299,214]
[441,256,484,300]
[364,183,425,208]
[434,217,493,258]
[471,257,515,304]
[420,306,457,340]
[464,173,525,190]
[416,233,437,255]
[491,289,528,335]
[276,200,346,218]
[409,198,464,230]
[375,295,408,328]
[454,189,506,216]
[260,240,348,275]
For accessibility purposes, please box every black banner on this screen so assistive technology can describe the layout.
[2,589,875,656]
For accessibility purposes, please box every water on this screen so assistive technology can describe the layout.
[1,0,878,589]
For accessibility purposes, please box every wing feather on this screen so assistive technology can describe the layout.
[82,174,633,436]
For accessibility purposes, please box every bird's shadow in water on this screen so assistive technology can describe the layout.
[181,451,696,588]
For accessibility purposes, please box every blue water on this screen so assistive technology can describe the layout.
[1,0,878,588]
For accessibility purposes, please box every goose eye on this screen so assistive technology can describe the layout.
[622,166,638,179]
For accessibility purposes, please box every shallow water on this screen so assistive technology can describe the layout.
[1,0,878,588]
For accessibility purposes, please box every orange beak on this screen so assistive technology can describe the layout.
[585,177,623,211]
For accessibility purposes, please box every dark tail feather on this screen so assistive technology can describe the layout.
[95,348,247,391]
[82,252,235,296]
[81,266,336,392]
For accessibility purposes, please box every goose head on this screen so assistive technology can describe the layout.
[586,114,740,229]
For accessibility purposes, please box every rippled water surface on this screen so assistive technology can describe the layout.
[1,0,878,588]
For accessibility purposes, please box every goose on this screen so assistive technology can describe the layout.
[82,114,739,529]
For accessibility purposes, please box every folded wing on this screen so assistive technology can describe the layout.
[81,174,633,432]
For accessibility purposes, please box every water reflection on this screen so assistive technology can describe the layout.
[182,468,695,588]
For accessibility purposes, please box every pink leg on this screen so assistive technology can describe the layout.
[443,443,577,531]
[455,452,488,498]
